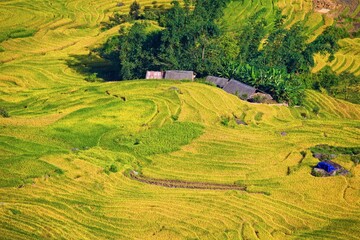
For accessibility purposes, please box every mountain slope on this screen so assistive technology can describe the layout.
[0,0,360,239]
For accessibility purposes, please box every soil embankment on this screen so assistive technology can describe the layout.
[128,171,247,191]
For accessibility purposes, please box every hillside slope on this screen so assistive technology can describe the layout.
[1,79,360,239]
[0,0,360,239]
[220,0,360,75]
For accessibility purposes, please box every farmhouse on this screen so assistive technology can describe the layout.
[164,70,195,80]
[146,71,164,79]
[205,76,274,102]
[206,76,229,88]
[222,79,257,100]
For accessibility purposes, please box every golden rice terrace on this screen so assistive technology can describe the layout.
[0,0,359,239]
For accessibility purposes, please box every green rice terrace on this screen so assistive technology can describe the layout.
[1,0,360,239]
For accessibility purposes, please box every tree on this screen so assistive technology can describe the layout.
[237,9,267,64]
[117,24,156,79]
[317,66,339,94]
[308,26,348,63]
[129,1,141,20]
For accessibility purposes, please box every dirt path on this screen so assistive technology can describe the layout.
[128,171,247,191]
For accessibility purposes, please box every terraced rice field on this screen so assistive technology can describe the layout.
[313,38,360,75]
[1,0,360,239]
[220,0,333,34]
[220,0,358,75]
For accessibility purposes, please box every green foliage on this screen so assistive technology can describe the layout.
[9,209,21,215]
[220,115,230,126]
[118,23,162,79]
[0,108,9,118]
[134,138,141,145]
[260,23,311,73]
[129,1,141,20]
[333,71,360,103]
[254,112,263,121]
[0,28,37,43]
[96,1,349,106]
[237,9,267,64]
[220,64,305,105]
[54,168,64,175]
[310,144,360,156]
[97,0,230,79]
[312,106,320,115]
[308,26,349,62]
[316,66,339,94]
[109,164,118,173]
[308,67,360,103]
[351,155,360,165]
[85,73,99,82]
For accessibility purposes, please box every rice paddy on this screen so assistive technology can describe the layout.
[1,0,360,239]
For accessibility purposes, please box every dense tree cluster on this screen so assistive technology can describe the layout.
[95,0,354,105]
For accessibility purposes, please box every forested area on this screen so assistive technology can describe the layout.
[95,0,359,105]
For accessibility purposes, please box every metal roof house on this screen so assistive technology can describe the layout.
[146,71,164,79]
[164,70,195,81]
[222,79,257,100]
[206,76,229,88]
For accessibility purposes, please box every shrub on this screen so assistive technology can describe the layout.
[254,112,263,121]
[85,73,98,82]
[171,115,179,121]
[54,168,64,175]
[251,95,265,103]
[351,155,360,165]
[220,115,230,126]
[0,108,9,118]
[313,106,320,115]
[10,209,21,215]
[300,112,307,118]
[240,94,248,100]
[134,138,141,145]
[109,164,118,173]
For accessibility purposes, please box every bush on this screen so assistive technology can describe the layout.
[109,164,118,173]
[171,115,179,121]
[313,106,320,115]
[240,94,248,100]
[351,155,360,165]
[85,73,98,82]
[250,95,266,103]
[54,168,64,175]
[0,108,9,118]
[254,112,263,121]
[220,115,230,126]
[10,209,21,215]
[134,138,141,145]
[300,112,307,118]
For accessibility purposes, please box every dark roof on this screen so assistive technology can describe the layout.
[164,70,195,80]
[206,76,229,88]
[222,79,257,99]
